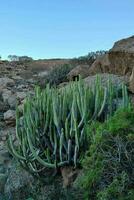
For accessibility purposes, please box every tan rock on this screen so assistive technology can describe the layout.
[88,54,111,75]
[129,67,134,93]
[60,166,79,188]
[67,64,90,81]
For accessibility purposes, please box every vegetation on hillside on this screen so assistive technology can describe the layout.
[45,64,74,86]
[8,55,33,62]
[7,77,129,180]
[79,108,134,200]
[72,50,107,65]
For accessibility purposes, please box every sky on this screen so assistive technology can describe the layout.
[0,0,134,59]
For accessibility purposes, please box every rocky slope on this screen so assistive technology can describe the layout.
[88,35,134,76]
[0,36,134,199]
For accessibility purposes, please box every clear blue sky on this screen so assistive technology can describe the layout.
[0,0,134,59]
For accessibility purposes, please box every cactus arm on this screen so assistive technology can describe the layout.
[59,130,64,162]
[74,145,78,168]
[7,135,26,160]
[27,128,55,168]
[97,87,107,117]
[67,139,72,163]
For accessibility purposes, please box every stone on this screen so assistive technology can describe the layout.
[58,82,68,88]
[38,71,48,78]
[67,64,90,80]
[16,92,26,101]
[2,89,12,103]
[0,78,15,89]
[4,165,34,200]
[4,110,16,124]
[88,53,111,75]
[18,104,24,113]
[0,101,9,112]
[7,95,17,109]
[60,166,79,188]
[129,67,134,93]
[0,173,7,193]
[12,76,23,80]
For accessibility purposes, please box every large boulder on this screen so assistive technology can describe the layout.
[88,36,134,76]
[67,65,90,80]
[0,78,15,89]
[129,67,134,93]
[88,54,111,75]
[84,73,128,89]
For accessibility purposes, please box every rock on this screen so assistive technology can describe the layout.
[0,127,15,143]
[67,65,90,80]
[2,89,12,103]
[60,166,79,188]
[0,173,7,193]
[18,104,24,113]
[0,78,15,89]
[58,82,68,88]
[84,73,128,89]
[88,36,134,76]
[88,54,111,75]
[4,110,16,125]
[0,101,9,112]
[38,71,48,78]
[12,76,23,80]
[16,92,26,101]
[4,165,34,200]
[7,95,17,109]
[129,67,134,93]
[110,36,134,52]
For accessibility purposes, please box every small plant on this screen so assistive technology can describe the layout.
[45,64,73,86]
[7,76,129,178]
[79,108,134,200]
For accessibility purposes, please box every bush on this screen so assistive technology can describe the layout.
[7,77,129,180]
[72,51,107,65]
[79,108,134,200]
[46,64,73,86]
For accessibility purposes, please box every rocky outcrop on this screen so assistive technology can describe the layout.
[89,36,134,76]
[67,65,90,80]
[87,54,111,75]
[129,67,134,93]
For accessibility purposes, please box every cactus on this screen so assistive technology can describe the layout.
[7,76,129,176]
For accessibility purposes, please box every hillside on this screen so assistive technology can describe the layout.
[0,36,134,200]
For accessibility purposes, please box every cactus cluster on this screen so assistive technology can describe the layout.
[7,76,130,175]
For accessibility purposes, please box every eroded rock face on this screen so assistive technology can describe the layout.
[67,65,90,80]
[88,54,111,75]
[129,67,134,93]
[89,36,134,76]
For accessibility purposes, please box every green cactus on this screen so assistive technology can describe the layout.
[7,76,130,176]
